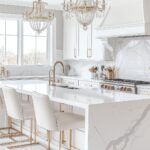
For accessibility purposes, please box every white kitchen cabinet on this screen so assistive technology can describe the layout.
[78,23,105,61]
[63,17,109,61]
[78,25,92,59]
[63,18,78,60]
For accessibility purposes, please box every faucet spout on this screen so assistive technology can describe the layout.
[49,61,64,85]
[53,61,65,83]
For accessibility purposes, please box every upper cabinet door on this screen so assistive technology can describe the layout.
[63,17,113,61]
[78,25,92,59]
[63,18,78,60]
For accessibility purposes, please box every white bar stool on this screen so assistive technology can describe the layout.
[2,87,36,148]
[32,92,85,150]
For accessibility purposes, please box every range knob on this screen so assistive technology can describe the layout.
[104,85,108,89]
[127,88,132,92]
[101,84,104,88]
[124,87,127,91]
[107,86,111,90]
[101,84,105,88]
[120,87,124,91]
[111,86,115,90]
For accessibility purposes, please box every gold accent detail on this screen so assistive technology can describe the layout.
[24,0,54,33]
[59,131,62,150]
[87,48,92,58]
[47,130,51,150]
[8,142,39,149]
[0,117,38,148]
[0,66,8,78]
[49,61,65,85]
[69,129,72,149]
[29,119,33,143]
[63,0,105,29]
[20,120,23,133]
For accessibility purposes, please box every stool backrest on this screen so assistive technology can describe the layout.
[32,92,57,131]
[2,87,23,120]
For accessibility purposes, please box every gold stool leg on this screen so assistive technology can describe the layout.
[47,130,51,150]
[61,130,65,144]
[29,119,33,143]
[68,129,72,150]
[59,131,62,150]
[8,117,12,135]
[34,119,37,143]
[59,104,65,144]
[20,120,23,133]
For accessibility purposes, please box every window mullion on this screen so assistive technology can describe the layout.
[47,26,50,65]
[17,20,21,65]
[35,36,37,64]
[4,20,6,64]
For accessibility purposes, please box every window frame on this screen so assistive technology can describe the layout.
[0,19,19,65]
[0,14,54,66]
[22,22,48,65]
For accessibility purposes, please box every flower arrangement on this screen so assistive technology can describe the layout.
[89,66,98,73]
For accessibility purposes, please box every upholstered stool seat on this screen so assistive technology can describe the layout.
[1,87,36,148]
[55,112,84,130]
[21,103,34,120]
[32,92,85,150]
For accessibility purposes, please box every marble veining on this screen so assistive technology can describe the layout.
[88,101,150,150]
[106,104,150,150]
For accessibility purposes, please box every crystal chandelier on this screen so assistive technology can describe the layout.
[24,0,54,34]
[63,0,105,30]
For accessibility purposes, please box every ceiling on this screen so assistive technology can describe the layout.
[0,0,63,9]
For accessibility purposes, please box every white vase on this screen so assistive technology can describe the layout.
[91,73,96,79]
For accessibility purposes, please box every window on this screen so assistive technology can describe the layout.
[0,17,53,65]
[23,22,47,65]
[0,19,18,64]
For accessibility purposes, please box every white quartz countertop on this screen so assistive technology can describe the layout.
[1,79,150,109]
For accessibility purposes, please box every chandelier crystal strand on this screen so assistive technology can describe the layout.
[63,0,105,30]
[24,0,54,34]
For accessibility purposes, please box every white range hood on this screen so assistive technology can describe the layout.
[97,0,150,37]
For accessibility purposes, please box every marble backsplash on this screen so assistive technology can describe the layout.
[64,60,114,79]
[115,38,150,81]
[65,37,150,81]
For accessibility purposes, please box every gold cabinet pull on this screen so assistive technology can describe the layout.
[74,48,77,58]
[87,48,92,58]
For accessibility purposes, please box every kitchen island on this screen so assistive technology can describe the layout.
[1,79,150,150]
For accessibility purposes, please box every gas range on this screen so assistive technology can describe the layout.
[101,79,150,94]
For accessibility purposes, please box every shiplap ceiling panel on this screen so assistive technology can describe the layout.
[0,0,63,9]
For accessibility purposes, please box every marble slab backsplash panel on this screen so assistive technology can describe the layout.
[88,100,150,150]
[115,38,150,81]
